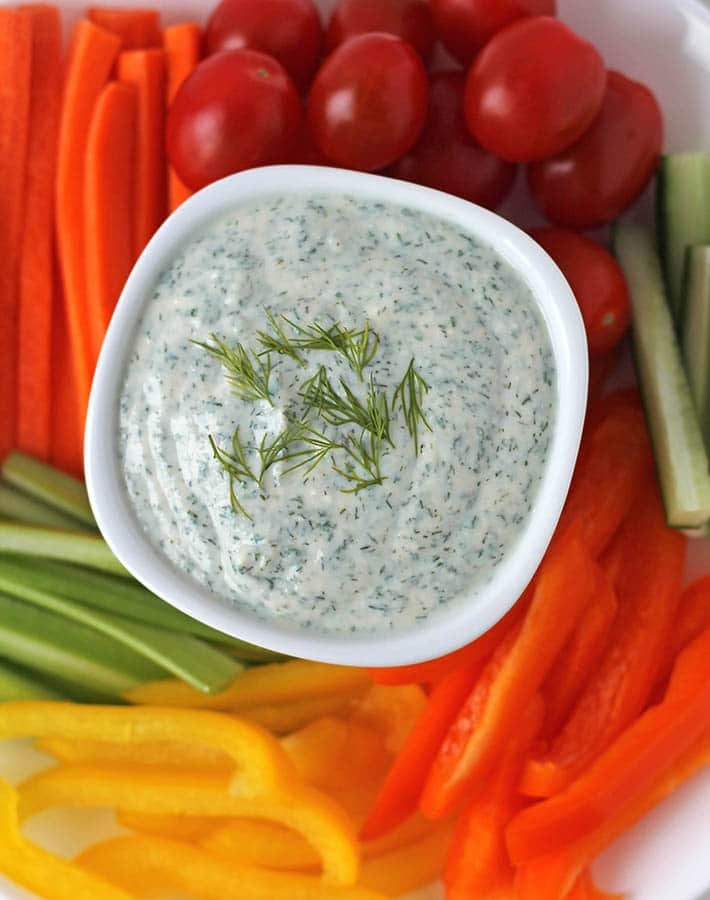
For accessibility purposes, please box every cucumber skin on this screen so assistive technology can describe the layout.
[682,245,710,453]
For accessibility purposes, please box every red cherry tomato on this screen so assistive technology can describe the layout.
[530,227,631,354]
[528,71,663,229]
[464,17,606,162]
[431,0,556,65]
[166,50,302,191]
[326,0,434,63]
[205,0,323,90]
[388,71,516,209]
[307,33,428,172]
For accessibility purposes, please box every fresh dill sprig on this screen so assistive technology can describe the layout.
[194,335,273,406]
[209,430,257,519]
[392,358,432,456]
[300,367,392,445]
[255,310,307,367]
[332,431,386,493]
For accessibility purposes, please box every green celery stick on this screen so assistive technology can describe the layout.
[0,522,128,576]
[2,451,95,528]
[0,593,164,697]
[0,481,89,531]
[0,557,241,694]
[0,659,69,701]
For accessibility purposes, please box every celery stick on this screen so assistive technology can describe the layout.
[0,523,128,576]
[0,557,241,694]
[0,482,89,531]
[0,593,163,697]
[2,451,95,528]
[0,660,68,701]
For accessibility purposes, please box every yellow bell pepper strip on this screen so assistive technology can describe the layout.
[36,737,232,771]
[243,689,367,734]
[201,818,322,871]
[349,684,428,754]
[357,825,453,896]
[0,701,295,796]
[118,809,221,841]
[18,764,360,886]
[0,777,133,900]
[77,833,386,900]
[125,660,371,710]
[281,717,392,791]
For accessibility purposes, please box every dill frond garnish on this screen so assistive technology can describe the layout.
[392,358,432,456]
[194,335,273,406]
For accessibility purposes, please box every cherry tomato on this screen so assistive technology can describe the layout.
[326,0,434,63]
[166,50,302,191]
[431,0,556,65]
[464,18,605,163]
[205,0,323,90]
[528,71,663,229]
[307,33,428,172]
[530,227,631,354]
[388,72,516,209]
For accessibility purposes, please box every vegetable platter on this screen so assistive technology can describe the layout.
[0,0,708,900]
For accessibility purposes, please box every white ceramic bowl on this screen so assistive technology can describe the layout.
[85,164,587,667]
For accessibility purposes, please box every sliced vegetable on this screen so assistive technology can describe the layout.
[56,19,122,411]
[0,660,67,702]
[2,450,95,527]
[17,5,62,461]
[0,8,32,460]
[85,81,136,357]
[0,523,126,576]
[612,223,710,528]
[656,151,710,322]
[118,48,167,255]
[0,594,163,697]
[358,825,452,896]
[164,23,201,211]
[420,530,597,818]
[681,244,710,449]
[0,483,87,531]
[87,7,162,49]
[50,288,84,478]
[242,691,366,734]
[37,736,230,771]
[0,556,241,693]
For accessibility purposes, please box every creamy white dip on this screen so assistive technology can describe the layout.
[118,193,556,635]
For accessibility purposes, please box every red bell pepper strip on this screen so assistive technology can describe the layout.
[507,625,710,868]
[420,530,598,819]
[443,695,544,900]
[522,483,686,797]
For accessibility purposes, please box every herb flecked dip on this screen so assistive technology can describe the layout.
[118,193,556,634]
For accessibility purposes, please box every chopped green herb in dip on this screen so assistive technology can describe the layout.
[118,194,556,634]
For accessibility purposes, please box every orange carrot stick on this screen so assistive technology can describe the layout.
[0,8,33,461]
[85,82,137,358]
[55,19,122,419]
[164,23,201,212]
[118,49,167,256]
[16,4,62,461]
[88,7,162,49]
[50,284,84,479]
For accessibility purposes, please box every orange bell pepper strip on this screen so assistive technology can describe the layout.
[348,684,427,754]
[523,484,686,797]
[539,570,618,741]
[36,736,232,771]
[514,730,710,900]
[368,594,528,686]
[665,575,710,674]
[125,659,371,709]
[201,817,322,871]
[420,530,598,818]
[78,833,385,900]
[443,695,544,900]
[358,824,453,896]
[18,764,359,886]
[557,402,653,557]
[245,689,367,735]
[507,626,710,868]
[360,656,487,840]
[118,808,220,841]
[0,701,295,796]
[564,870,623,900]
[0,778,132,900]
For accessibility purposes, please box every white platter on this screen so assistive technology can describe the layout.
[0,0,708,898]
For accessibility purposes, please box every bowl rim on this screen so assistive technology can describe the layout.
[85,164,588,667]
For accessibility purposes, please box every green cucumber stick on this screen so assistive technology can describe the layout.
[0,557,241,694]
[0,522,128,576]
[0,593,164,698]
[2,451,95,528]
[0,481,89,531]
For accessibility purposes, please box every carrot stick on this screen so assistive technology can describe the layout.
[164,23,201,212]
[85,82,137,359]
[50,282,84,479]
[118,49,167,256]
[88,7,162,49]
[0,9,33,461]
[55,19,122,419]
[16,5,62,461]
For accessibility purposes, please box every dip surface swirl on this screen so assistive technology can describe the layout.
[118,193,556,634]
